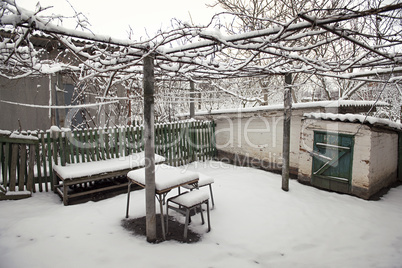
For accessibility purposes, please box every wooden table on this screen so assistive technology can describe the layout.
[125,164,199,240]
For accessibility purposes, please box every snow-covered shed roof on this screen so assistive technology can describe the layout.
[304,112,402,132]
[187,100,388,117]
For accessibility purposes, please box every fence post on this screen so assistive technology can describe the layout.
[27,144,35,192]
[3,143,10,189]
[46,131,53,183]
[9,144,18,191]
[39,131,48,191]
[35,138,43,192]
[52,129,59,166]
[18,145,27,191]
[59,129,66,166]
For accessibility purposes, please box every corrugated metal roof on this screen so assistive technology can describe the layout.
[186,100,389,116]
[304,112,402,132]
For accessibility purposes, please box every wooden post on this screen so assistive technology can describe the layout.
[190,80,195,118]
[143,54,157,243]
[27,144,35,192]
[9,144,18,191]
[282,73,292,192]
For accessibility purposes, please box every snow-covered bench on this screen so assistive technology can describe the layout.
[53,152,165,205]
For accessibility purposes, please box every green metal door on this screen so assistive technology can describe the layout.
[311,131,354,193]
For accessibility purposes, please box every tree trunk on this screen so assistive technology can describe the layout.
[143,54,157,243]
[282,73,292,192]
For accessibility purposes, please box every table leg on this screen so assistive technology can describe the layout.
[126,180,132,218]
[158,194,166,240]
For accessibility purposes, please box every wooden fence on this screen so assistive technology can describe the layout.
[0,120,216,198]
[0,132,37,200]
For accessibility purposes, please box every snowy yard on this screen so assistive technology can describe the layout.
[0,161,401,268]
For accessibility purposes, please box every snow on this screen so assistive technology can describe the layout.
[304,112,402,131]
[1,100,119,109]
[4,190,31,196]
[1,160,401,268]
[49,125,61,133]
[0,130,12,136]
[53,152,166,179]
[181,100,389,116]
[181,172,214,189]
[169,190,209,207]
[9,132,38,141]
[127,164,199,191]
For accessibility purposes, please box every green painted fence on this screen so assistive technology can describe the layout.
[0,120,216,197]
[0,132,38,200]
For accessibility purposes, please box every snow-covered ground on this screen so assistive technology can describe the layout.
[1,161,401,268]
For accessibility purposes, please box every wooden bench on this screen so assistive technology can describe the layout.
[53,151,165,205]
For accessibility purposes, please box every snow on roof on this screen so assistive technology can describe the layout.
[304,112,402,131]
[187,100,388,116]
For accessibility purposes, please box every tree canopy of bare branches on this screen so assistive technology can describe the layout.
[0,0,401,122]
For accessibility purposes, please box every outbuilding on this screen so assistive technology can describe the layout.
[188,100,387,176]
[298,113,402,199]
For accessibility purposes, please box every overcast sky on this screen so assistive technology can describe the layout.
[15,0,222,39]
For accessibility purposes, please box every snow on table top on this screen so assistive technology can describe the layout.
[304,112,402,131]
[53,152,165,179]
[169,190,209,207]
[127,164,199,191]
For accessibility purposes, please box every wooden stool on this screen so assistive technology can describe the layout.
[166,190,211,241]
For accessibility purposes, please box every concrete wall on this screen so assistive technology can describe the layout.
[298,118,398,199]
[194,106,329,174]
[367,129,398,197]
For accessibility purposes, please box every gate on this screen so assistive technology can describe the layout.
[311,131,354,193]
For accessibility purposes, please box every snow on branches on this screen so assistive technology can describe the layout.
[0,0,401,123]
[0,0,401,81]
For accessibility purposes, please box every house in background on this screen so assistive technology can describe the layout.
[0,30,127,131]
[1,73,74,131]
